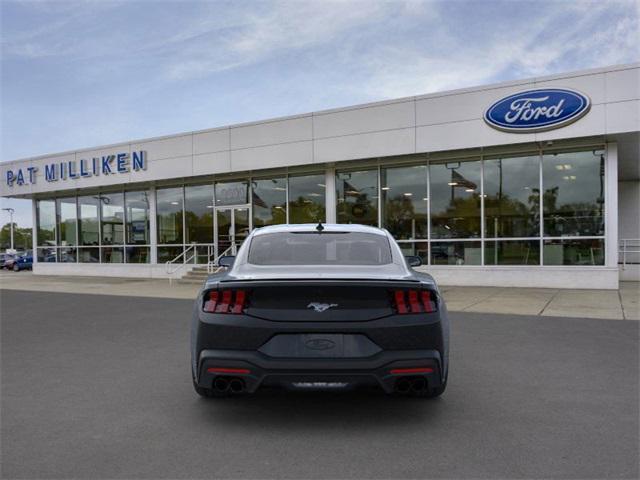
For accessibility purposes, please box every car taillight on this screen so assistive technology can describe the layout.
[391,289,436,314]
[203,289,248,314]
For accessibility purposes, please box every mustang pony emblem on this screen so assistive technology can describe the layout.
[307,302,338,313]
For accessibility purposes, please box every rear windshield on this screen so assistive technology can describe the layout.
[248,232,393,265]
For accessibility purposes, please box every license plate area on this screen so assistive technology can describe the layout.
[258,333,381,358]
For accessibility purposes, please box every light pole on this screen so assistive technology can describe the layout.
[2,207,15,251]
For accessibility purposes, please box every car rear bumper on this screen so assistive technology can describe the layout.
[196,348,443,394]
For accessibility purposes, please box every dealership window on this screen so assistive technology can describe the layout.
[398,241,429,265]
[484,155,540,238]
[124,190,150,264]
[288,173,326,224]
[157,187,184,263]
[336,169,378,226]
[252,177,286,227]
[485,240,540,265]
[431,241,482,265]
[543,238,604,265]
[430,159,481,239]
[36,200,57,262]
[77,195,100,263]
[381,165,428,240]
[56,198,77,263]
[185,184,214,263]
[542,150,605,237]
[215,181,248,206]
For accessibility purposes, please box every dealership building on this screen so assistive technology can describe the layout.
[1,63,638,289]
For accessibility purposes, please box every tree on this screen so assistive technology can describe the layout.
[0,223,32,251]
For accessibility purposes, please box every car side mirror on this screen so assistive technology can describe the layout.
[217,255,235,268]
[405,255,422,267]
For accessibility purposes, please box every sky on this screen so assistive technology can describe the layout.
[1,0,639,228]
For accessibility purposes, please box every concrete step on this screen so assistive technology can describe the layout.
[176,278,207,285]
[183,271,209,278]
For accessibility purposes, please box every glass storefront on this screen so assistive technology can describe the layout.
[288,173,325,224]
[336,169,378,226]
[32,146,607,267]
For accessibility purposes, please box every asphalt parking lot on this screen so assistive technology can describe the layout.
[1,289,638,479]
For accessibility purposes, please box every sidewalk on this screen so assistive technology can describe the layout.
[1,271,638,320]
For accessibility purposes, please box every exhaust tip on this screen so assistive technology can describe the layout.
[213,377,230,392]
[229,378,245,393]
[395,378,411,394]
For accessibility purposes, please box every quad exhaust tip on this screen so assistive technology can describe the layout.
[394,377,428,395]
[213,376,245,394]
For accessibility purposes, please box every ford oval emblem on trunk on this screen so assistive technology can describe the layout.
[484,88,591,133]
[305,339,336,350]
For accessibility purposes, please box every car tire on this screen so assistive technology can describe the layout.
[13,264,19,272]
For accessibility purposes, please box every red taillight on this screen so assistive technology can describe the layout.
[203,289,248,314]
[206,367,251,375]
[391,289,436,314]
[389,367,434,375]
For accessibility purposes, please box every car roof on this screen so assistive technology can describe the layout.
[250,223,388,237]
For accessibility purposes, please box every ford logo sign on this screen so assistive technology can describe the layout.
[484,88,590,133]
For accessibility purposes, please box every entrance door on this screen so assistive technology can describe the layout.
[215,206,250,258]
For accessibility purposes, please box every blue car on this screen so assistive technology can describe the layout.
[13,252,33,271]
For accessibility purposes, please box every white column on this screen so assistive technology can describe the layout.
[149,186,158,264]
[325,165,336,223]
[605,142,618,270]
[31,199,37,264]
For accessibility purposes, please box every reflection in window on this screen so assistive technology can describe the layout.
[288,174,326,224]
[102,246,124,263]
[58,246,76,263]
[78,247,99,263]
[215,181,248,206]
[485,240,540,265]
[398,242,429,265]
[37,246,57,262]
[36,200,56,246]
[431,241,481,265]
[185,184,213,243]
[382,165,428,239]
[100,193,124,245]
[125,191,150,245]
[430,160,481,238]
[126,246,150,263]
[252,177,286,227]
[157,246,183,263]
[156,187,183,244]
[484,155,540,238]
[542,150,605,237]
[336,170,378,226]
[543,238,604,265]
[56,198,77,246]
[78,196,100,246]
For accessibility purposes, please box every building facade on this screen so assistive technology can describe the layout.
[2,63,639,289]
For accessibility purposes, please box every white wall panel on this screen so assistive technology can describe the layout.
[535,104,606,142]
[606,100,640,134]
[534,72,606,105]
[314,128,415,163]
[193,128,230,154]
[416,85,533,126]
[314,101,414,139]
[606,68,640,103]
[416,119,535,152]
[193,151,231,176]
[131,134,192,161]
[230,116,312,150]
[132,156,192,182]
[230,141,312,172]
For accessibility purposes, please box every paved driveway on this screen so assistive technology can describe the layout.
[1,290,638,479]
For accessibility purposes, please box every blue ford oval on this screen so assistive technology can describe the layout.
[484,88,591,132]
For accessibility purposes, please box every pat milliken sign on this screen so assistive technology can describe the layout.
[5,151,147,187]
[484,88,591,133]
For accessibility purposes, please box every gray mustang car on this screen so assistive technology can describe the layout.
[191,223,449,398]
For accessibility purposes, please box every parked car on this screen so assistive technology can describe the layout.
[191,223,449,398]
[2,253,17,270]
[12,252,33,271]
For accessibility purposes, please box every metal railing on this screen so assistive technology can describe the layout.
[619,238,640,269]
[207,244,236,274]
[166,243,197,284]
